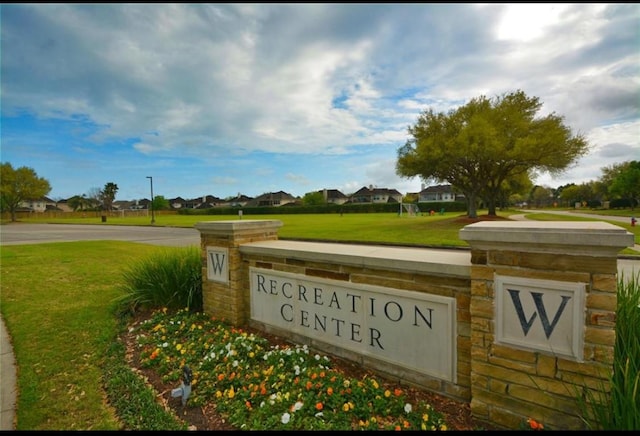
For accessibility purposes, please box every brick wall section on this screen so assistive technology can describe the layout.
[459,221,633,430]
[239,240,473,403]
[194,220,282,325]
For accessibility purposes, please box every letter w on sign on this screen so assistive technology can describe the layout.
[508,289,571,339]
[206,247,229,284]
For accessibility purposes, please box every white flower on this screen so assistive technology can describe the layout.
[404,403,412,413]
[281,412,291,424]
[294,365,300,375]
[314,354,321,360]
[315,412,324,418]
[162,342,169,348]
[292,401,303,411]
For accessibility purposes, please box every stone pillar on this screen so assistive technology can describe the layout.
[194,220,282,326]
[459,221,634,430]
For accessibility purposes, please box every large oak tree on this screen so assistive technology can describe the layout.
[0,162,52,221]
[396,90,590,218]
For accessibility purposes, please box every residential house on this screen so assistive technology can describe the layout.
[419,184,464,202]
[169,197,187,209]
[320,189,348,205]
[223,193,253,207]
[349,186,403,204]
[184,195,224,209]
[247,191,298,207]
[19,196,57,212]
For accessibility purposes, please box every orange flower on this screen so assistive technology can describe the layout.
[315,402,323,411]
[394,388,402,397]
[217,373,225,381]
[326,387,333,395]
[527,418,544,430]
[245,400,252,410]
[394,425,401,431]
[306,381,313,390]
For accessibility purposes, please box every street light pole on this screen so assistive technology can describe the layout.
[146,176,155,224]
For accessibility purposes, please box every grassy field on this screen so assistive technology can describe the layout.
[0,241,164,429]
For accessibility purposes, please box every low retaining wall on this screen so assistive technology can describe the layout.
[194,219,634,430]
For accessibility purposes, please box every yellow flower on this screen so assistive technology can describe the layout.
[384,389,391,398]
[228,386,235,399]
[176,344,182,351]
[371,379,379,389]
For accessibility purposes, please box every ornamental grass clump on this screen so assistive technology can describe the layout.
[574,271,640,430]
[132,308,447,430]
[116,246,202,313]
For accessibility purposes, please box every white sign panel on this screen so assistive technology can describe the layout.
[250,267,457,382]
[206,247,229,284]
[495,275,585,361]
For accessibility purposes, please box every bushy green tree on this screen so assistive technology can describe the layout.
[302,191,326,206]
[396,90,589,218]
[0,162,51,221]
[152,195,170,211]
[608,161,640,210]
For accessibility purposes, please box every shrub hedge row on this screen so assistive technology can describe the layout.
[176,201,469,216]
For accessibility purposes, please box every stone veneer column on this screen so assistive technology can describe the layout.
[194,220,282,326]
[459,221,634,430]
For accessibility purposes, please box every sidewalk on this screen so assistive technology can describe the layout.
[0,315,16,430]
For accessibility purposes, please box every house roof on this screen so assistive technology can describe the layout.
[319,189,347,199]
[420,184,454,194]
[352,186,402,197]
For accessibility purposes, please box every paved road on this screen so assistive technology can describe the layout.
[515,209,637,225]
[0,223,201,247]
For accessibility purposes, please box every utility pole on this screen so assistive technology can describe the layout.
[146,176,155,224]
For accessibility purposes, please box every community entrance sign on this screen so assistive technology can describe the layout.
[250,267,457,382]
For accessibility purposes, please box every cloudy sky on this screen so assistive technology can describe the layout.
[1,3,638,202]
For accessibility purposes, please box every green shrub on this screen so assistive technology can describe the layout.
[115,246,202,314]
